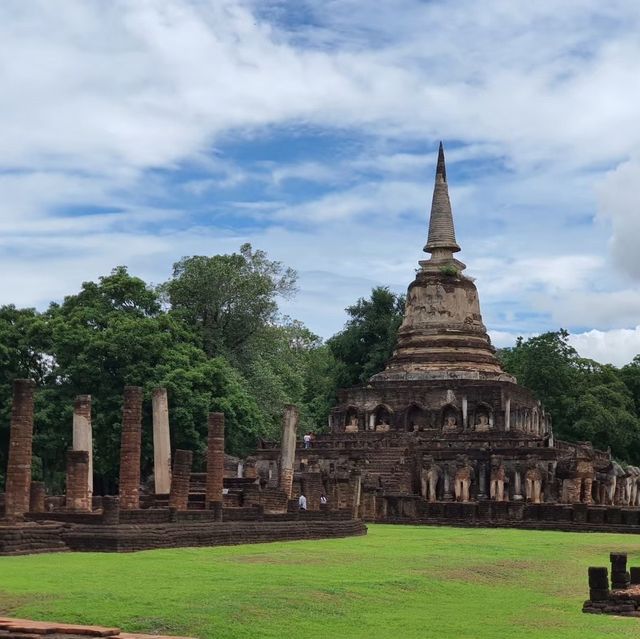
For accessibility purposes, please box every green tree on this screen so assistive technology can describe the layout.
[499,330,640,462]
[40,267,266,489]
[327,286,405,387]
[162,244,297,358]
[498,330,580,436]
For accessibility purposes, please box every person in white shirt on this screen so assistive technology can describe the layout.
[298,494,307,511]
[320,495,327,506]
[303,433,312,449]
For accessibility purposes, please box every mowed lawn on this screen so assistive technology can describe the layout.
[1,525,640,639]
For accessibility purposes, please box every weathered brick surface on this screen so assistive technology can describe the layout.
[63,519,367,553]
[168,449,192,511]
[118,387,143,510]
[66,449,90,512]
[0,521,67,555]
[4,380,36,519]
[102,496,120,525]
[206,413,224,517]
[29,482,45,513]
[73,394,93,497]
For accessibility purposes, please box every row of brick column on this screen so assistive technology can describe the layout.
[3,380,227,518]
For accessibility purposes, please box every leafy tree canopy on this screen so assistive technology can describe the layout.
[327,286,405,387]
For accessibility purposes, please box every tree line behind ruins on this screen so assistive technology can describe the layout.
[2,244,640,492]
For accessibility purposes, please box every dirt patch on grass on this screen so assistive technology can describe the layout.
[0,592,42,616]
[429,559,540,586]
[229,554,330,566]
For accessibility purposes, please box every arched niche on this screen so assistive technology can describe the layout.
[372,404,393,432]
[441,404,460,432]
[344,406,360,433]
[472,403,493,432]
[406,403,427,432]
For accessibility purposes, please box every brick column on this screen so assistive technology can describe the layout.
[279,405,299,499]
[102,496,120,525]
[118,386,143,510]
[66,449,90,511]
[4,379,36,519]
[168,449,192,511]
[72,395,93,498]
[152,388,172,495]
[206,412,224,520]
[29,481,45,513]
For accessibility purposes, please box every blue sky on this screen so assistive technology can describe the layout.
[2,0,640,365]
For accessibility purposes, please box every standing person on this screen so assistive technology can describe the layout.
[303,433,312,449]
[298,493,307,511]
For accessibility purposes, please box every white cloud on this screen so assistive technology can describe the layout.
[490,328,640,368]
[596,160,640,279]
[2,0,640,364]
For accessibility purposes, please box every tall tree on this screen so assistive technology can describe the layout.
[162,244,297,358]
[327,286,405,387]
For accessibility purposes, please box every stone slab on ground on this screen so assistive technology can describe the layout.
[0,619,194,639]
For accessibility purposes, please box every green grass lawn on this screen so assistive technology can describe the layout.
[1,524,640,638]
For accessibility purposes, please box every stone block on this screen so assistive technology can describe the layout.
[508,502,524,520]
[589,588,610,601]
[621,509,639,526]
[587,507,605,525]
[588,567,609,589]
[606,508,622,525]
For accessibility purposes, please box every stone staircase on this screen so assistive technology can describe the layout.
[363,448,413,493]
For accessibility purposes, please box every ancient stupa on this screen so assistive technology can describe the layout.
[331,142,529,434]
[251,142,616,519]
[375,142,511,383]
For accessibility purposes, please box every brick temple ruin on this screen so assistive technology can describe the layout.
[2,143,640,555]
[251,144,640,533]
[0,382,365,555]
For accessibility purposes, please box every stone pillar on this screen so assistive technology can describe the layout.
[206,412,225,519]
[118,386,143,510]
[152,388,172,495]
[72,394,93,498]
[169,449,192,511]
[29,481,45,513]
[279,404,299,498]
[4,379,36,519]
[102,496,120,525]
[351,472,362,519]
[513,464,523,501]
[477,462,487,500]
[504,397,511,432]
[66,449,90,511]
[462,396,468,429]
[442,463,453,501]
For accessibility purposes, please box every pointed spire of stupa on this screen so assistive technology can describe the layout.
[424,142,460,255]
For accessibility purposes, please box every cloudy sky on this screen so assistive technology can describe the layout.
[2,1,640,365]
